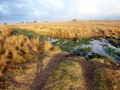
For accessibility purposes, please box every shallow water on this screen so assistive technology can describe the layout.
[74,39,120,62]
[48,38,120,63]
[47,37,59,43]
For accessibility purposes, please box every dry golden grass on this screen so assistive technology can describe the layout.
[0,28,45,89]
[1,20,119,39]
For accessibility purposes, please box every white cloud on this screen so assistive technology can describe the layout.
[0,4,11,15]
[37,0,64,10]
[60,0,120,19]
[0,0,120,24]
[29,8,48,17]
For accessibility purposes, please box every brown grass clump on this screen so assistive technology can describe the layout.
[91,58,120,90]
[0,28,42,89]
[44,40,53,51]
[94,68,120,90]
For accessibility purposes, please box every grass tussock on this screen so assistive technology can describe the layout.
[0,28,43,89]
[90,58,120,90]
[94,68,120,90]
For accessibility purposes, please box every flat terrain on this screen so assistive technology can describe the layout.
[0,20,120,90]
[1,20,120,38]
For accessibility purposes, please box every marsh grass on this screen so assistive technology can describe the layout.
[104,47,117,56]
[72,47,92,56]
[53,38,91,52]
[104,47,120,60]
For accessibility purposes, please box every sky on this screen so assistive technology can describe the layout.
[0,0,120,24]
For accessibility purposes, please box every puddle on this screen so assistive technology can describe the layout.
[73,39,120,62]
[48,37,120,63]
[47,37,59,43]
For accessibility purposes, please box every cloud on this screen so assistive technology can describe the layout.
[0,4,11,15]
[61,0,120,19]
[0,0,120,24]
[29,8,48,17]
[0,0,29,4]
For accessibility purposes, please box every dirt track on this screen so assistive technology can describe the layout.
[8,51,98,90]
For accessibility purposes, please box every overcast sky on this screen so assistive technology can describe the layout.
[0,0,120,24]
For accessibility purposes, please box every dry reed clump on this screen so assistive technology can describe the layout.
[0,35,41,64]
[0,28,43,89]
[43,40,53,51]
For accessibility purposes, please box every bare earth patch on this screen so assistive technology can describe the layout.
[8,61,37,90]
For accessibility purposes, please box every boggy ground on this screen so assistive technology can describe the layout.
[8,50,120,90]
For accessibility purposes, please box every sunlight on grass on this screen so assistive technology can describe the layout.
[45,60,85,90]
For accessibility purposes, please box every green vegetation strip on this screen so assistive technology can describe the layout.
[11,28,40,39]
[11,28,50,40]
[52,38,91,51]
[45,60,85,90]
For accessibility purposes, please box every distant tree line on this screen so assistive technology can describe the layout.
[16,20,38,24]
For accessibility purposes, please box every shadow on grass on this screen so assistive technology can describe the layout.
[31,53,67,90]
[31,52,120,90]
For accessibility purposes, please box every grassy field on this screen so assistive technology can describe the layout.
[0,21,120,90]
[1,20,120,38]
